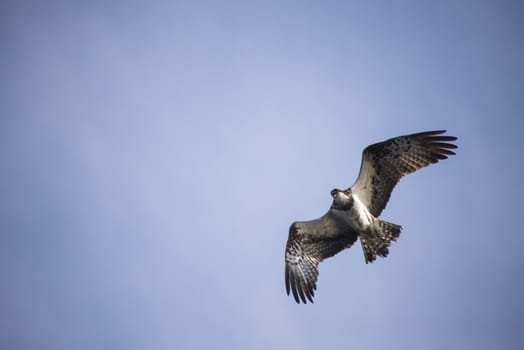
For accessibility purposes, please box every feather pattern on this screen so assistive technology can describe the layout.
[285,215,358,304]
[351,130,457,217]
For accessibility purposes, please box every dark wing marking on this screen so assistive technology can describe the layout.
[351,130,457,217]
[285,219,358,304]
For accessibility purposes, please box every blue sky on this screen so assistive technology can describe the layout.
[1,1,523,349]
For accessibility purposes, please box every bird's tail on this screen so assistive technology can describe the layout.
[360,219,402,264]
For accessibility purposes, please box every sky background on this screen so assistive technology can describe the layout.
[1,1,524,349]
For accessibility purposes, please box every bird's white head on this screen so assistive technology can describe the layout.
[330,188,353,209]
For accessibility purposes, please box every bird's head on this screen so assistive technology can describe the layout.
[330,188,353,209]
[330,188,341,198]
[331,188,351,197]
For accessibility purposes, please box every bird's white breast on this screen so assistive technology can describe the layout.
[334,193,374,230]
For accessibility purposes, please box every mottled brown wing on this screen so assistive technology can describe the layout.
[285,221,358,304]
[351,130,457,217]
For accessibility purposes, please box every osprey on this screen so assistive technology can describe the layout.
[285,130,457,304]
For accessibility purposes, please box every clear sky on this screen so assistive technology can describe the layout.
[1,1,523,349]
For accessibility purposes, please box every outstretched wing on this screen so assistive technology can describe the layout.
[351,130,457,217]
[285,214,358,304]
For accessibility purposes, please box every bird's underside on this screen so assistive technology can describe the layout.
[284,130,457,304]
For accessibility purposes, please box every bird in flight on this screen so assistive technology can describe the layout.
[284,130,457,304]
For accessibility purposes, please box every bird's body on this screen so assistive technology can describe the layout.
[331,190,373,230]
[285,130,457,304]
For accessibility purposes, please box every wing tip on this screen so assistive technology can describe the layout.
[418,130,458,141]
[285,264,316,304]
[425,130,458,141]
[424,131,458,158]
